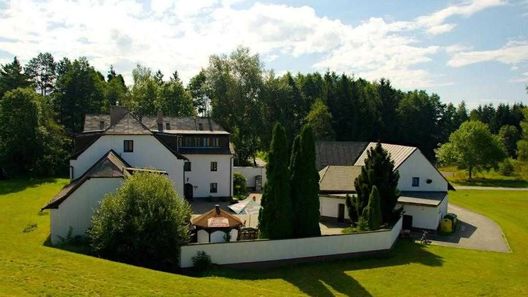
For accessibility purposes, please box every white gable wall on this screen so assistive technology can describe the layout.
[70,135,185,197]
[396,150,448,192]
[50,177,123,244]
[183,154,233,198]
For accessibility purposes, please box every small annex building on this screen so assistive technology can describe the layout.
[192,205,244,243]
[316,141,453,230]
[41,150,168,244]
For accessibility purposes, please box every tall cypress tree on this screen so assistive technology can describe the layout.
[354,142,400,224]
[290,125,321,237]
[258,123,293,239]
[362,186,382,230]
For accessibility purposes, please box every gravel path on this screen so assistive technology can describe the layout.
[428,204,511,253]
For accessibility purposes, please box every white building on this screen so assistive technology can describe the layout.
[42,107,234,244]
[316,141,453,230]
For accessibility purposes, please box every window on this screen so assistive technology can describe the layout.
[412,177,420,187]
[124,140,134,152]
[157,123,163,131]
[212,137,220,147]
[184,162,191,172]
[203,137,210,147]
[198,123,203,130]
[99,121,105,130]
[210,182,218,193]
[165,122,171,130]
[210,161,217,171]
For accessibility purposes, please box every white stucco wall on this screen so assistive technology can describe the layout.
[320,196,347,218]
[399,201,445,230]
[397,150,448,192]
[70,135,185,197]
[233,166,267,188]
[180,217,402,268]
[183,154,232,198]
[50,177,123,245]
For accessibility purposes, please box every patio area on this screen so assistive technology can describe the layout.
[189,193,346,235]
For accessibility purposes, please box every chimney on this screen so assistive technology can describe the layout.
[110,106,128,125]
[157,111,163,131]
[215,204,220,215]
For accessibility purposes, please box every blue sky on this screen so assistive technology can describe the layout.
[0,0,527,107]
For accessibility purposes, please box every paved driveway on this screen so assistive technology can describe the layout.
[429,204,510,253]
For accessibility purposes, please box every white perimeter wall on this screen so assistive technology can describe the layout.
[320,196,347,218]
[398,196,448,230]
[183,154,232,198]
[50,178,123,244]
[233,166,267,188]
[180,217,402,268]
[397,150,448,192]
[70,135,185,197]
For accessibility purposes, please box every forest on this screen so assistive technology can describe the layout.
[0,47,526,176]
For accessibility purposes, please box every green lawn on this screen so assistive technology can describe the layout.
[440,165,528,188]
[1,179,527,296]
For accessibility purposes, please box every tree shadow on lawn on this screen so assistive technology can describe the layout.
[0,177,63,196]
[208,240,443,297]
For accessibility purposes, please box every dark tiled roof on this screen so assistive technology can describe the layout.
[141,116,226,132]
[72,133,102,158]
[84,115,111,132]
[398,191,448,207]
[319,165,362,194]
[104,113,152,135]
[315,141,368,171]
[41,150,130,210]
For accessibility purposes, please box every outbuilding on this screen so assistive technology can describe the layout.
[192,205,244,243]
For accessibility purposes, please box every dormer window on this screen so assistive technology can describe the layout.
[198,123,203,130]
[165,122,171,130]
[157,123,163,131]
[99,121,105,130]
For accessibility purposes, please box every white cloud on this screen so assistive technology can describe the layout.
[448,41,528,67]
[0,0,503,89]
[416,0,505,35]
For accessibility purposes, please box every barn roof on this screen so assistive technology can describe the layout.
[354,142,417,169]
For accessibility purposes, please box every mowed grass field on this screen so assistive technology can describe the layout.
[0,179,527,296]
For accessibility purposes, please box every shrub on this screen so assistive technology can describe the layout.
[192,251,212,274]
[499,158,515,176]
[233,173,248,199]
[88,172,191,270]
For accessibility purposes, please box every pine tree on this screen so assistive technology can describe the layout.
[0,57,32,99]
[258,123,293,239]
[290,125,321,237]
[353,142,400,224]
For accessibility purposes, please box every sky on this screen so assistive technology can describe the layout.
[0,0,527,107]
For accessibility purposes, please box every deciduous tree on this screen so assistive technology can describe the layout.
[437,120,506,179]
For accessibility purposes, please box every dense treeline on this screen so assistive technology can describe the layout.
[0,47,526,176]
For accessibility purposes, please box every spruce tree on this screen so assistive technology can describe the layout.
[353,142,399,224]
[290,125,321,237]
[258,123,293,239]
